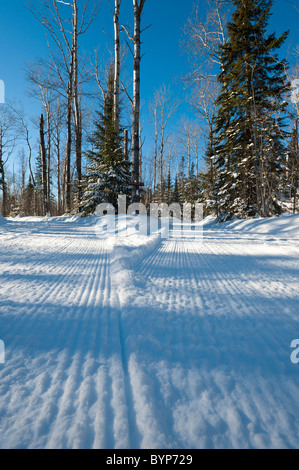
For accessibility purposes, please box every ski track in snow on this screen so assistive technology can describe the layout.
[0,219,132,449]
[0,216,298,449]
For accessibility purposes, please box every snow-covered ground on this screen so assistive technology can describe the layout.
[0,212,298,449]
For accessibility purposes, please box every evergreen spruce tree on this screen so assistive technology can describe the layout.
[165,168,173,205]
[286,125,299,212]
[185,163,200,204]
[175,156,187,204]
[177,171,187,204]
[214,0,289,220]
[172,175,181,204]
[22,177,35,216]
[81,67,131,215]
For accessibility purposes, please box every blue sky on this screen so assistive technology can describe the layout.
[0,0,194,116]
[0,0,298,173]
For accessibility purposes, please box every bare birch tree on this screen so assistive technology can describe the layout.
[0,106,18,216]
[11,104,37,214]
[113,0,121,133]
[177,119,202,180]
[190,80,219,183]
[150,85,179,198]
[51,98,65,214]
[27,0,97,212]
[183,0,229,83]
[131,0,147,202]
[26,62,58,212]
[183,0,229,174]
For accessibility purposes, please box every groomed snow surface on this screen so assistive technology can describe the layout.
[0,213,298,449]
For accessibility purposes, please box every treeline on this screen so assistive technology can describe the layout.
[142,0,299,219]
[0,0,146,217]
[0,0,299,220]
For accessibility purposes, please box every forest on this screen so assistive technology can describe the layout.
[0,0,298,221]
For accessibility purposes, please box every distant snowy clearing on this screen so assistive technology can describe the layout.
[0,213,298,449]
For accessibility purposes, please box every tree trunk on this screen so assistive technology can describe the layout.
[159,121,165,194]
[46,107,51,212]
[40,114,49,216]
[0,130,8,217]
[72,0,82,210]
[124,128,129,160]
[187,133,191,179]
[65,65,73,213]
[132,0,146,203]
[26,126,36,215]
[114,0,121,134]
[56,122,61,215]
[153,108,157,196]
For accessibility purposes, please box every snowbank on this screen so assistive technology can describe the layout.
[204,212,299,238]
[6,211,299,238]
[104,215,161,304]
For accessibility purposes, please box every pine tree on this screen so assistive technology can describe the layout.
[177,170,187,205]
[81,67,131,215]
[21,177,35,216]
[185,163,200,204]
[214,0,289,220]
[286,125,299,212]
[172,175,181,204]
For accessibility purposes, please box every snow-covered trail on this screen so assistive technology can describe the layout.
[123,236,299,448]
[0,218,133,449]
[0,215,298,449]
